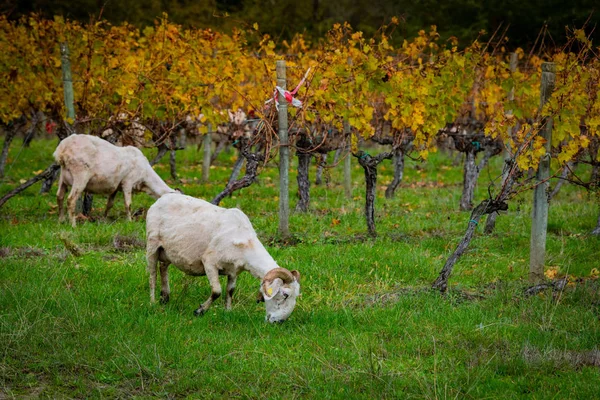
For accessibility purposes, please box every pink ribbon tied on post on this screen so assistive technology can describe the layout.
[266,67,311,110]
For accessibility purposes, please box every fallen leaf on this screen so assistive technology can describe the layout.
[544,266,559,279]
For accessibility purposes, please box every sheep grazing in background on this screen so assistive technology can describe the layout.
[146,193,301,323]
[54,134,177,227]
[101,113,147,148]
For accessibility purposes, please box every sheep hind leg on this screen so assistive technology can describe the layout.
[66,177,89,227]
[56,172,68,223]
[194,265,221,317]
[146,247,159,303]
[159,261,170,304]
[104,191,118,218]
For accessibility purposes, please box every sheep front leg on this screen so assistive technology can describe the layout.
[122,186,133,221]
[194,266,221,316]
[225,273,237,310]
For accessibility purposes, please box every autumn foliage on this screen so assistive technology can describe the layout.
[0,14,598,179]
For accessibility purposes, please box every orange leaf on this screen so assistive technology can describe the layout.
[544,267,559,279]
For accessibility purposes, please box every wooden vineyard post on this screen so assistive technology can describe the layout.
[343,57,353,199]
[60,42,75,124]
[530,62,555,283]
[202,123,212,182]
[343,119,352,198]
[61,42,92,216]
[203,49,217,182]
[277,60,290,238]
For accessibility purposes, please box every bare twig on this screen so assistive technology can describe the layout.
[0,163,60,210]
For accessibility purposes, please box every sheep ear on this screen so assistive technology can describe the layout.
[263,278,284,300]
[291,270,301,283]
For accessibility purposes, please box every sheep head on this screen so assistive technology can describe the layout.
[258,268,301,323]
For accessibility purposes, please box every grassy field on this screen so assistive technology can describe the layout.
[1,137,599,399]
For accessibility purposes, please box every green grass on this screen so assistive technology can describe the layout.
[1,138,599,398]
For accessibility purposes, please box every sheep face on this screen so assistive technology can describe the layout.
[261,279,300,323]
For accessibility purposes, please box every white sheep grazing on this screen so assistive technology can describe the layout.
[146,193,301,323]
[54,134,176,227]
